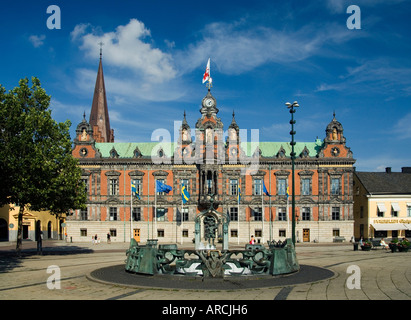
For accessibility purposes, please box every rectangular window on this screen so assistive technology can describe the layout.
[81,178,88,194]
[231,229,238,238]
[301,178,310,195]
[156,208,167,221]
[80,208,88,221]
[254,179,262,195]
[255,229,262,238]
[181,208,189,221]
[332,207,340,221]
[181,179,189,193]
[377,203,385,217]
[278,207,287,221]
[391,203,400,217]
[80,229,87,237]
[132,207,141,221]
[279,229,286,237]
[135,179,143,196]
[230,179,238,196]
[109,207,117,221]
[302,207,311,221]
[157,229,165,237]
[110,228,117,237]
[156,179,165,195]
[391,208,398,217]
[253,207,262,221]
[182,229,188,238]
[277,179,286,195]
[333,229,340,237]
[331,178,340,195]
[109,179,119,196]
[230,207,238,221]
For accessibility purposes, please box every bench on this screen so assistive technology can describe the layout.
[371,239,387,249]
[333,236,346,243]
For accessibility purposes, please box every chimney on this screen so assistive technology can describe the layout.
[385,167,391,173]
[402,167,411,173]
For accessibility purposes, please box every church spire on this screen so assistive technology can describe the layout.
[89,48,114,143]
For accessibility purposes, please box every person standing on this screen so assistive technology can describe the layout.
[37,231,43,255]
[249,235,255,245]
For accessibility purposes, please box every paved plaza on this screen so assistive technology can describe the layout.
[0,240,410,301]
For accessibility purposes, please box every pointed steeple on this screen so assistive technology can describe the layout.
[228,110,239,131]
[89,50,114,143]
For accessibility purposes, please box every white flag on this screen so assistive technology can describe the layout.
[202,58,210,84]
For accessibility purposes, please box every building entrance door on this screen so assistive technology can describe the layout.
[303,228,310,242]
[133,229,140,242]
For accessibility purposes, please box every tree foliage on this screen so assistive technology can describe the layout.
[0,77,86,254]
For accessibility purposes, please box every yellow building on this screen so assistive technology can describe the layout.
[353,167,411,240]
[0,204,65,242]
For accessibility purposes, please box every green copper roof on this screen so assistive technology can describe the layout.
[95,139,324,159]
[95,142,176,158]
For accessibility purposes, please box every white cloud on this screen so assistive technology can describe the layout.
[393,112,411,139]
[72,19,176,84]
[70,23,90,40]
[175,20,356,76]
[316,59,411,96]
[29,34,46,48]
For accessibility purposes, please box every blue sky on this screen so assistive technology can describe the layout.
[1,0,411,172]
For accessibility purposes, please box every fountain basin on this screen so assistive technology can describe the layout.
[125,239,299,278]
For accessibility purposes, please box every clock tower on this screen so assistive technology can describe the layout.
[320,112,353,159]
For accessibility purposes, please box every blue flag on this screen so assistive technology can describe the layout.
[156,180,172,194]
[131,180,140,200]
[237,187,241,203]
[182,185,190,204]
[263,181,271,197]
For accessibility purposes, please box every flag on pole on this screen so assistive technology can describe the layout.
[131,180,140,200]
[202,58,211,84]
[237,187,241,203]
[286,186,290,199]
[263,181,271,197]
[182,185,190,204]
[156,180,172,194]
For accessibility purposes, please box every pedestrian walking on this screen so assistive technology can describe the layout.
[107,232,111,244]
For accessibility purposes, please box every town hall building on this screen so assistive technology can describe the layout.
[67,55,356,245]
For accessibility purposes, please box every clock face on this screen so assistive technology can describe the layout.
[205,98,214,107]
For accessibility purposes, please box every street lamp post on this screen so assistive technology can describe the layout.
[286,101,299,246]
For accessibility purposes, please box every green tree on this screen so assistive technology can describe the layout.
[0,77,86,255]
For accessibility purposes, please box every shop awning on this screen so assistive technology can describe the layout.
[391,203,400,212]
[377,203,387,212]
[404,224,411,230]
[371,223,407,231]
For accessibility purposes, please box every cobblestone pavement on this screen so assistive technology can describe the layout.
[0,240,410,301]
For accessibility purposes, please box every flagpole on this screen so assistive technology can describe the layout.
[147,167,150,241]
[130,181,133,241]
[237,187,240,245]
[262,182,264,245]
[269,165,272,242]
[155,179,157,239]
[181,197,184,245]
[287,192,290,238]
